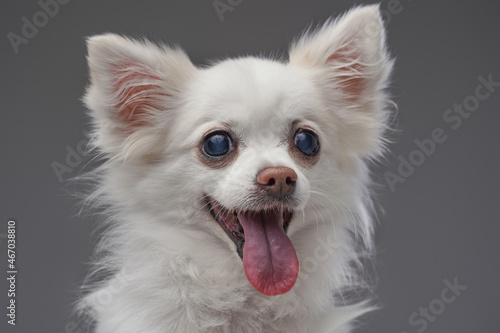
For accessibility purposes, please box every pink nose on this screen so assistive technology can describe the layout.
[256,167,297,199]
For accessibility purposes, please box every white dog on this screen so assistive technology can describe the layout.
[78,5,393,333]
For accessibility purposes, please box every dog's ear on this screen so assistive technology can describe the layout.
[84,34,195,160]
[289,5,394,157]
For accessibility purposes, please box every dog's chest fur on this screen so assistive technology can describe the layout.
[87,233,358,333]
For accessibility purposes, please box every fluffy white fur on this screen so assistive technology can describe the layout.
[78,5,394,333]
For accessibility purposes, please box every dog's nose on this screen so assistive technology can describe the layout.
[256,167,298,199]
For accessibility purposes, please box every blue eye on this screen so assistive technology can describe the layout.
[203,132,232,157]
[294,130,320,156]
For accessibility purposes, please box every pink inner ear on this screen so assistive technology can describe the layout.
[112,62,167,125]
[327,46,364,101]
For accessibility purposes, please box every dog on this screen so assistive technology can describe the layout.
[77,5,394,333]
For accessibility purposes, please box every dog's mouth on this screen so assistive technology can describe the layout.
[207,197,299,296]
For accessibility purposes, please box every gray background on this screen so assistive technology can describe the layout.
[1,0,499,332]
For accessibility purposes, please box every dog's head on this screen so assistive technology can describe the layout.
[84,5,393,296]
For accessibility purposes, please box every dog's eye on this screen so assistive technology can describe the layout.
[294,130,320,156]
[203,132,232,157]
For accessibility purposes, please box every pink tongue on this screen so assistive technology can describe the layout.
[238,209,299,296]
